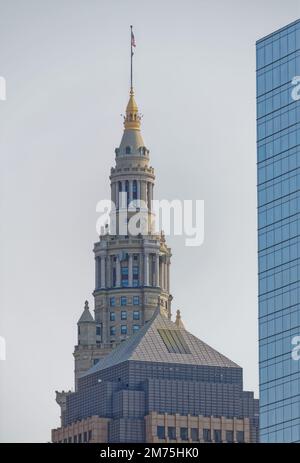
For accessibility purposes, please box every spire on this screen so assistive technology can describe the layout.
[118,26,145,154]
[78,300,94,323]
[123,26,140,131]
[123,88,141,131]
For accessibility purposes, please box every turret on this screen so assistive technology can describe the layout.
[77,300,97,346]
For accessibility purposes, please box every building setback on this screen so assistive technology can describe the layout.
[52,46,259,442]
[257,19,300,442]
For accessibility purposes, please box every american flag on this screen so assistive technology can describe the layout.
[131,30,136,48]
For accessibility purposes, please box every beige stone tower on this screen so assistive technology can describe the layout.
[71,87,172,393]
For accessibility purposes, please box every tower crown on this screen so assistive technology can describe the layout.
[123,88,141,131]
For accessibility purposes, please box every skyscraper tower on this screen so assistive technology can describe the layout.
[56,32,172,423]
[53,30,259,443]
[257,19,300,443]
[73,85,172,388]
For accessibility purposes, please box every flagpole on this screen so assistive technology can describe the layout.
[130,25,133,91]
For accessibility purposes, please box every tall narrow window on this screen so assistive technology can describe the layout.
[121,266,128,287]
[125,180,129,206]
[133,180,137,200]
[125,146,131,154]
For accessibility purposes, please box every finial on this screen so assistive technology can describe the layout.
[175,309,185,329]
[84,300,89,310]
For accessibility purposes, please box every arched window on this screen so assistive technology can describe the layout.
[125,146,131,154]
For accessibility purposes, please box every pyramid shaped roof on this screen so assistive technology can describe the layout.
[78,301,94,323]
[85,308,239,376]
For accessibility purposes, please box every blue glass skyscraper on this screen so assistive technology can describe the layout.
[257,19,300,443]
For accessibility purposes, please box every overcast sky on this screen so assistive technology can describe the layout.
[1,0,299,443]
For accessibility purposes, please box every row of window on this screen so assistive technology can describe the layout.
[258,147,299,186]
[261,420,300,443]
[258,195,299,230]
[258,172,300,207]
[260,395,300,429]
[256,28,300,70]
[258,105,300,143]
[260,305,300,337]
[257,124,300,163]
[110,325,140,336]
[258,218,298,252]
[257,55,300,97]
[259,262,299,295]
[110,296,140,307]
[257,84,296,119]
[260,374,300,407]
[156,426,244,443]
[110,310,140,321]
[59,430,92,443]
[259,239,300,273]
[260,329,300,360]
[259,281,299,317]
[260,353,300,384]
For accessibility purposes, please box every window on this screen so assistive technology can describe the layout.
[133,296,139,305]
[93,358,99,365]
[203,429,211,442]
[157,329,191,354]
[133,325,140,333]
[78,326,80,335]
[125,180,129,206]
[133,267,139,286]
[121,310,127,320]
[133,311,140,320]
[78,434,82,443]
[214,429,222,443]
[180,427,188,440]
[96,326,101,336]
[110,312,115,321]
[110,297,115,307]
[121,296,127,306]
[236,431,244,443]
[191,428,199,441]
[121,266,129,287]
[157,426,165,439]
[226,430,234,443]
[88,430,92,442]
[133,180,137,200]
[121,325,127,335]
[110,326,116,336]
[83,432,87,443]
[74,435,77,443]
[63,438,67,443]
[168,427,176,440]
[68,437,72,443]
[125,146,131,154]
